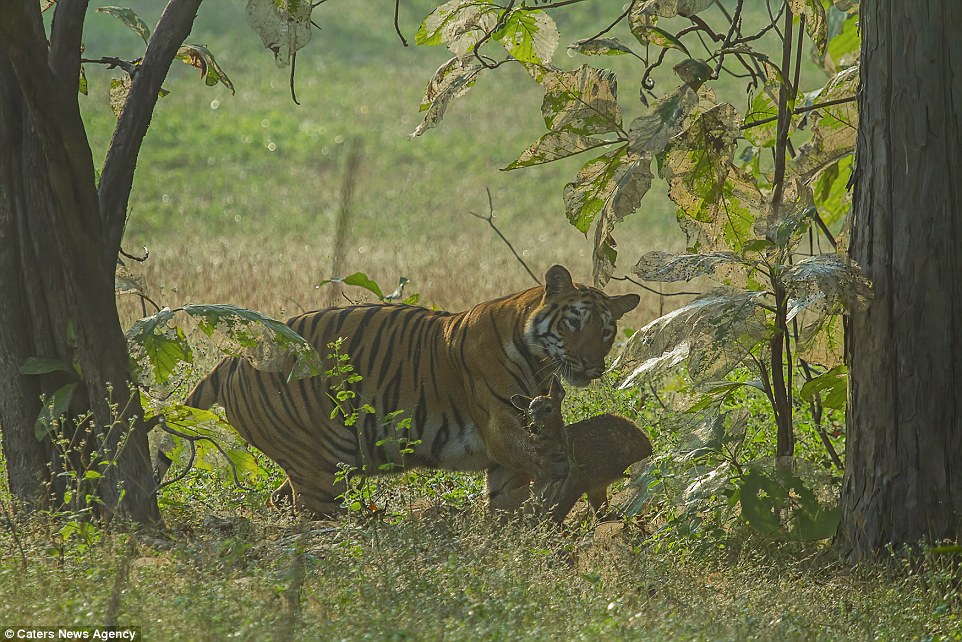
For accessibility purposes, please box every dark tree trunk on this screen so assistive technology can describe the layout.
[0,60,52,508]
[837,0,962,559]
[0,0,207,523]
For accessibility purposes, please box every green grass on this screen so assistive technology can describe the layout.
[1,495,958,641]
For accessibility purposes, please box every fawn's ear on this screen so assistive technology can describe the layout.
[548,375,565,402]
[510,394,532,411]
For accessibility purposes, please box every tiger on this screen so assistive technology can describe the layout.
[183,264,639,517]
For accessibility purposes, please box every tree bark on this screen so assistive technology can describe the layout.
[0,0,162,522]
[837,0,962,559]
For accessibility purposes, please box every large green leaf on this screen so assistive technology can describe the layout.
[783,253,872,316]
[504,130,610,169]
[416,0,500,61]
[127,308,193,387]
[633,250,741,283]
[538,65,621,136]
[563,145,628,234]
[19,357,72,376]
[619,289,769,386]
[800,364,847,411]
[811,154,853,228]
[494,8,559,65]
[245,0,312,68]
[160,404,262,483]
[627,83,698,156]
[740,466,841,541]
[411,57,484,137]
[183,304,323,380]
[790,66,858,181]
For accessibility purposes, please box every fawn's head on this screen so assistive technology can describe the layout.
[511,375,566,442]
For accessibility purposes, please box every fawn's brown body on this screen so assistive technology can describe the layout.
[512,377,653,520]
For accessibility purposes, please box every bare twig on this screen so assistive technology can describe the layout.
[80,56,140,76]
[741,95,859,130]
[609,275,702,298]
[158,421,257,491]
[468,188,540,285]
[394,0,408,47]
[711,0,743,79]
[289,50,300,105]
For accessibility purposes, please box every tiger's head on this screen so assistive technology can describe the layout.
[525,265,640,388]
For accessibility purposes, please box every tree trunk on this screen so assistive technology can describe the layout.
[0,0,161,523]
[0,59,52,509]
[837,0,962,559]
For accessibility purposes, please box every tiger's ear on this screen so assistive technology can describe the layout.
[544,265,574,295]
[511,394,533,411]
[548,375,565,402]
[610,293,640,319]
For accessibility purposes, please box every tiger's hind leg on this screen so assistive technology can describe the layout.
[286,472,344,519]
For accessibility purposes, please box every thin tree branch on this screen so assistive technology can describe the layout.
[741,95,859,130]
[394,0,408,47]
[48,0,89,91]
[468,188,541,285]
[289,50,300,105]
[711,0,743,79]
[609,275,702,297]
[99,0,204,266]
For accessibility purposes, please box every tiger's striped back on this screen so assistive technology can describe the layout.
[186,265,639,517]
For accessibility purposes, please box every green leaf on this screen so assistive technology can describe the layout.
[659,104,763,253]
[633,25,690,55]
[35,383,78,440]
[183,303,323,380]
[494,8,559,65]
[593,151,653,286]
[245,0,312,68]
[109,74,132,118]
[800,364,847,411]
[411,57,484,137]
[176,44,235,94]
[783,253,872,317]
[563,143,651,251]
[824,10,860,72]
[739,468,784,535]
[538,65,621,136]
[627,77,700,156]
[127,308,193,386]
[633,251,741,283]
[504,130,611,170]
[416,0,500,61]
[742,89,779,148]
[96,6,151,45]
[161,404,263,483]
[318,272,385,300]
[567,37,633,57]
[619,289,768,386]
[789,0,828,53]
[811,154,853,228]
[20,357,72,376]
[78,64,88,96]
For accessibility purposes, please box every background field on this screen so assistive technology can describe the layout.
[2,2,957,640]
